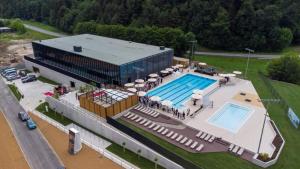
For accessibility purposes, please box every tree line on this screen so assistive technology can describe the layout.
[0,0,299,52]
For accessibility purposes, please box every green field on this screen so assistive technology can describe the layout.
[22,20,66,34]
[0,29,54,42]
[7,84,22,101]
[118,55,300,169]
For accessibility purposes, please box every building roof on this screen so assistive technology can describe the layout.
[34,34,173,65]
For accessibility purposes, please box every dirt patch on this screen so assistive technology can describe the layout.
[31,114,122,169]
[0,112,30,169]
[0,40,33,67]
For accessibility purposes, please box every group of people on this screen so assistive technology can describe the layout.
[171,107,191,120]
[143,76,163,91]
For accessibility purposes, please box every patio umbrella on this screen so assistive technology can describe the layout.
[135,83,145,88]
[148,78,157,82]
[150,96,161,102]
[166,68,174,72]
[193,89,203,95]
[127,88,137,93]
[137,91,146,97]
[161,100,173,107]
[124,83,134,87]
[191,94,203,100]
[135,79,145,83]
[226,73,236,77]
[149,73,159,78]
[176,64,184,68]
[233,71,242,75]
[160,70,169,74]
[171,65,178,69]
[198,62,207,66]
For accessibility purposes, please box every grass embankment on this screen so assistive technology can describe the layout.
[7,84,22,101]
[37,76,60,85]
[22,20,67,35]
[0,29,54,42]
[35,102,163,169]
[118,55,300,169]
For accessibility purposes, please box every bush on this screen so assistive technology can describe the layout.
[267,52,300,84]
[9,19,26,34]
[259,153,270,162]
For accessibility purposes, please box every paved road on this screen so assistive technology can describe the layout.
[24,24,67,38]
[194,51,280,59]
[0,78,63,169]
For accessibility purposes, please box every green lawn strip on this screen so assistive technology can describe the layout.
[270,80,300,116]
[0,30,54,42]
[22,20,67,34]
[106,143,165,169]
[37,76,60,85]
[7,84,22,101]
[35,102,162,169]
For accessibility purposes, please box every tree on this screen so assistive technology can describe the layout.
[267,52,300,84]
[10,19,26,34]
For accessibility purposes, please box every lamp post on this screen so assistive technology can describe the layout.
[189,40,197,67]
[257,99,280,154]
[244,48,254,79]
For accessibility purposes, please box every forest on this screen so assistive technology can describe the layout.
[1,0,299,52]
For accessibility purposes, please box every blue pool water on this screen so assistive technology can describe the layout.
[147,74,216,108]
[208,103,253,133]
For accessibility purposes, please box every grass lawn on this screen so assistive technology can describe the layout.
[271,80,300,116]
[118,55,300,169]
[0,30,54,42]
[37,76,60,85]
[36,102,72,126]
[7,84,22,101]
[22,20,67,35]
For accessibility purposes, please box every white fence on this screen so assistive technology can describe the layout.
[46,96,184,169]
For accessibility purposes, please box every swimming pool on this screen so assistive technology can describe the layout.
[207,103,253,133]
[147,74,216,108]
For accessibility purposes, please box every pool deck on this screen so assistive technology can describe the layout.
[138,69,276,157]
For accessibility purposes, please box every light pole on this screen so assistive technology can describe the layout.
[257,99,280,154]
[244,48,254,79]
[189,40,197,67]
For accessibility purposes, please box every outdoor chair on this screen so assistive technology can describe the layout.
[153,125,161,131]
[148,123,156,129]
[162,129,169,135]
[132,115,138,121]
[171,133,178,139]
[180,137,188,144]
[229,144,234,151]
[139,119,147,124]
[196,131,203,138]
[185,139,193,146]
[176,135,183,142]
[127,114,134,119]
[232,146,239,153]
[167,131,174,137]
[190,141,198,149]
[208,136,215,143]
[196,144,204,151]
[157,127,165,133]
[124,112,131,117]
[237,148,244,156]
[200,133,207,139]
[135,117,142,122]
[204,134,211,141]
[144,121,151,127]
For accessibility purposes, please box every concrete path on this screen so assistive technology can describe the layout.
[194,51,280,59]
[24,24,67,37]
[0,78,64,169]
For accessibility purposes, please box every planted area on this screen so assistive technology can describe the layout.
[7,84,22,101]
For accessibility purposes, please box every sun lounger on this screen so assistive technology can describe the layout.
[185,139,193,146]
[144,121,151,126]
[204,134,211,141]
[148,123,156,129]
[131,115,138,120]
[157,127,165,133]
[180,137,188,144]
[196,144,204,151]
[196,131,203,138]
[229,144,234,151]
[124,112,131,117]
[208,136,215,143]
[200,133,207,139]
[135,117,142,122]
[154,113,160,118]
[190,141,198,149]
[171,133,178,139]
[140,119,147,124]
[153,125,161,131]
[162,129,169,135]
[232,146,239,153]
[237,148,244,156]
[127,114,134,119]
[176,135,183,142]
[166,131,174,137]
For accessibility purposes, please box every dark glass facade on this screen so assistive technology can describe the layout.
[32,42,173,86]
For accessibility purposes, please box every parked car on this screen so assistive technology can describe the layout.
[18,111,30,121]
[3,70,17,77]
[21,75,37,83]
[1,68,16,76]
[18,70,27,77]
[6,73,21,81]
[26,118,37,130]
[194,67,218,76]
